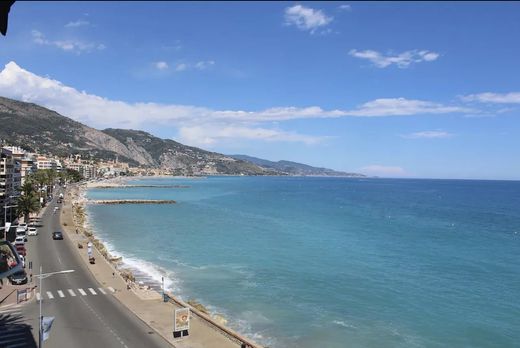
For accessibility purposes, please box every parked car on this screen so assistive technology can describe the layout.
[17,223,28,232]
[52,231,64,240]
[14,236,25,245]
[16,230,28,242]
[28,227,38,236]
[15,244,26,257]
[9,270,28,285]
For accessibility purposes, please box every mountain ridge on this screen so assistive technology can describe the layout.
[0,96,364,177]
[230,154,365,177]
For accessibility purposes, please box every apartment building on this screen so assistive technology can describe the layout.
[0,147,22,229]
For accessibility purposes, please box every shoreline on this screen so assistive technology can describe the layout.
[64,179,262,348]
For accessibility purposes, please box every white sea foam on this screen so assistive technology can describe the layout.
[83,209,181,294]
[332,320,357,329]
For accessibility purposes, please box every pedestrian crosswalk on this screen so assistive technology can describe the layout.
[35,286,116,301]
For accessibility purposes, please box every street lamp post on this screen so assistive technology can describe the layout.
[3,200,17,239]
[36,267,75,348]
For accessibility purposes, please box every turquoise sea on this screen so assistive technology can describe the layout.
[86,177,520,348]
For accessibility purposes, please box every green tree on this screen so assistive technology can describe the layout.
[63,168,83,182]
[18,181,37,197]
[16,193,41,224]
[28,170,47,198]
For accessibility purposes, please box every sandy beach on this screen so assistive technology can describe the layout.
[62,179,261,348]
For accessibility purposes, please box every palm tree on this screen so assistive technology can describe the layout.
[29,170,47,198]
[18,181,36,197]
[16,193,41,224]
[45,169,57,196]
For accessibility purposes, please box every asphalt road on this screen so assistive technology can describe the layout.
[1,187,172,348]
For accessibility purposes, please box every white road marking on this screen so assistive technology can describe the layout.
[78,288,87,296]
[68,289,76,296]
[88,288,97,295]
[98,287,106,294]
[58,290,65,298]
[46,291,54,299]
[36,292,41,301]
[108,286,115,293]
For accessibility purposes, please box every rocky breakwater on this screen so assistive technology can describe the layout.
[90,199,177,205]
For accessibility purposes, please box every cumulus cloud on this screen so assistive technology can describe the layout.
[402,131,454,139]
[349,49,440,68]
[0,61,472,147]
[65,20,90,28]
[154,61,169,70]
[32,30,105,54]
[460,92,520,104]
[284,5,333,34]
[359,165,407,177]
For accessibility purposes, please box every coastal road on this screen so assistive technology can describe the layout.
[9,187,172,348]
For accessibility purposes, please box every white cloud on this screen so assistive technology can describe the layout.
[344,98,472,117]
[167,61,215,72]
[460,92,520,104]
[194,60,215,70]
[359,165,407,177]
[175,63,188,72]
[65,20,90,28]
[284,5,333,34]
[0,62,474,147]
[338,4,352,11]
[178,125,324,147]
[402,131,454,139]
[31,30,105,54]
[154,61,169,70]
[349,49,440,68]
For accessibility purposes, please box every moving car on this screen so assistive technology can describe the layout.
[28,227,38,236]
[17,223,28,232]
[14,236,25,245]
[9,270,28,285]
[52,231,64,240]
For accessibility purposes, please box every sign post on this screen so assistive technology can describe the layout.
[173,308,190,338]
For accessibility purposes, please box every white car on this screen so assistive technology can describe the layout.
[14,236,25,245]
[18,223,28,231]
[28,227,38,236]
[16,230,28,242]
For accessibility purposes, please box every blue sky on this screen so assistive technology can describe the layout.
[0,2,519,179]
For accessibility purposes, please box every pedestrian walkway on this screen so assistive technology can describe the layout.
[35,286,115,301]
